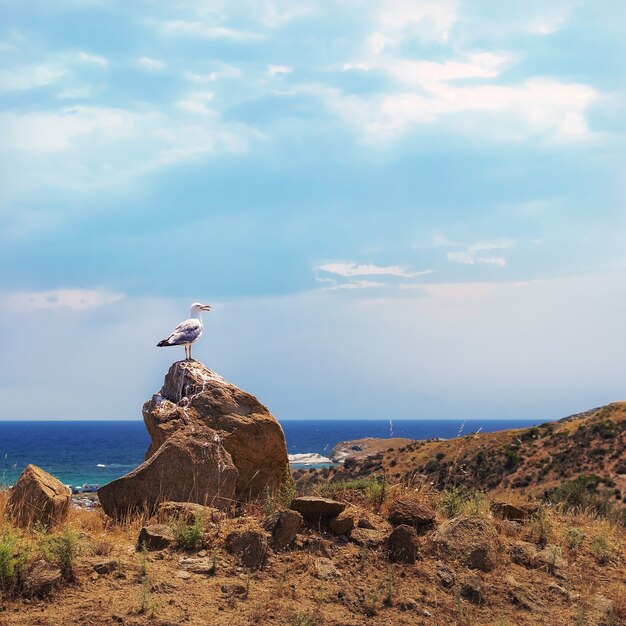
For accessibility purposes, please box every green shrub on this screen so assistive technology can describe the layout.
[40,527,80,580]
[173,515,204,550]
[590,532,612,565]
[0,528,28,595]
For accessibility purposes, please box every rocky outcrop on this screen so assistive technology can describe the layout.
[99,360,289,517]
[6,465,70,528]
[157,501,222,525]
[99,426,238,518]
[142,360,289,499]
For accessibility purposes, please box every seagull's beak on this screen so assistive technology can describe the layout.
[200,304,212,312]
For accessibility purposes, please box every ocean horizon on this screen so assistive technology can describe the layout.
[0,417,547,488]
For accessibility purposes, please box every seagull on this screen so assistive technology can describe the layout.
[157,302,212,360]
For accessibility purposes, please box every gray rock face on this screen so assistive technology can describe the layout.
[387,524,420,564]
[289,497,346,522]
[7,465,70,529]
[432,517,500,572]
[99,426,238,519]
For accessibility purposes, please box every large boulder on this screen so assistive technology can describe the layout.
[388,524,420,564]
[6,465,70,528]
[98,426,238,518]
[142,360,289,499]
[289,497,345,522]
[432,517,501,572]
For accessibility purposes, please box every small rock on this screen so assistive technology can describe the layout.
[460,575,485,605]
[225,529,268,570]
[157,501,222,525]
[176,570,192,579]
[506,576,545,612]
[6,465,71,529]
[178,556,217,575]
[548,583,569,598]
[435,562,455,588]
[422,609,432,617]
[93,559,118,575]
[386,498,436,531]
[262,509,303,551]
[329,508,355,536]
[350,527,387,548]
[357,518,375,529]
[290,496,345,522]
[137,524,175,551]
[510,541,537,568]
[534,545,567,578]
[432,517,500,572]
[491,500,537,523]
[314,557,340,579]
[23,561,62,597]
[388,525,420,564]
[303,537,333,558]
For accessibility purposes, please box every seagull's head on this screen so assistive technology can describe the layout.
[191,302,212,315]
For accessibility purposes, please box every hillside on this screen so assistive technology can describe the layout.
[296,402,626,517]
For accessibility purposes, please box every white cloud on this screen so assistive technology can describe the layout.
[160,20,264,41]
[76,51,108,67]
[446,240,514,267]
[137,56,164,71]
[0,64,67,91]
[329,280,386,290]
[312,76,598,142]
[1,289,124,312]
[176,91,216,115]
[268,65,292,76]
[318,262,432,278]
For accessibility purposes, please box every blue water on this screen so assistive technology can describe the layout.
[0,418,546,488]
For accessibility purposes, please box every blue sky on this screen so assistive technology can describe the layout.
[0,0,625,420]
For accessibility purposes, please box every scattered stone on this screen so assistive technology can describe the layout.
[357,518,375,529]
[535,545,567,578]
[262,509,303,551]
[432,517,500,572]
[23,561,62,597]
[422,609,432,617]
[314,557,340,579]
[350,528,387,548]
[435,562,455,588]
[176,570,192,580]
[93,560,118,575]
[6,465,71,528]
[386,498,436,531]
[178,556,217,575]
[225,529,268,570]
[398,599,418,610]
[329,508,355,536]
[460,575,485,605]
[548,583,569,598]
[303,537,333,558]
[388,524,420,564]
[506,576,545,612]
[137,524,175,551]
[491,500,537,523]
[157,501,222,525]
[510,541,537,568]
[289,497,345,522]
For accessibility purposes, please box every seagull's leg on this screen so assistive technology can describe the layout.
[184,344,189,360]
[189,343,193,360]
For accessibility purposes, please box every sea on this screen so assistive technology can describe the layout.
[0,418,546,489]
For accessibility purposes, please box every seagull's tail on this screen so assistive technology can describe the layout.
[157,339,171,347]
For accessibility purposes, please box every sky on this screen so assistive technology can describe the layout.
[0,0,625,421]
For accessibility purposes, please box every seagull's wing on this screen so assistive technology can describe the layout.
[157,318,202,346]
